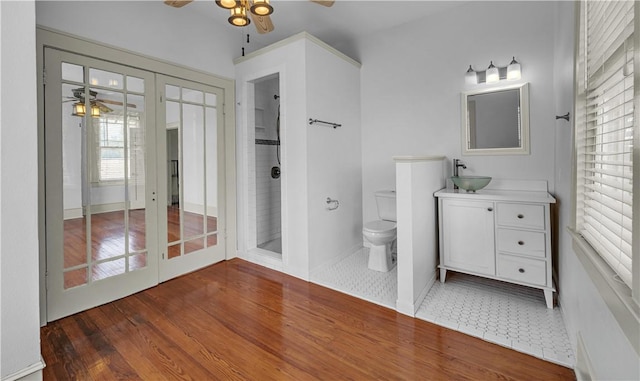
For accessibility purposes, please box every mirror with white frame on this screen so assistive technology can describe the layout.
[461,82,529,155]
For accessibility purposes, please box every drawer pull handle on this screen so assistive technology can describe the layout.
[517,214,524,219]
[487,207,493,212]
[518,268,525,273]
[518,241,525,245]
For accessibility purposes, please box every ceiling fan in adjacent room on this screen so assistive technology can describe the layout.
[164,0,335,34]
[63,88,133,118]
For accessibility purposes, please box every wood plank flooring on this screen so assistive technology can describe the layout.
[41,259,576,381]
[63,206,217,288]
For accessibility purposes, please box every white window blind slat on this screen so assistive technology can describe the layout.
[583,191,634,219]
[582,228,633,287]
[577,0,634,289]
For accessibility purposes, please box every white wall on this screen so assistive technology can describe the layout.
[359,1,557,224]
[305,40,362,270]
[552,2,639,379]
[1,1,44,379]
[36,1,238,79]
[235,37,309,278]
[235,34,361,278]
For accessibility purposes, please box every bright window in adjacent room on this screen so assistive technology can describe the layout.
[93,112,141,182]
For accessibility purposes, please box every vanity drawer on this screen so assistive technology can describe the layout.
[497,203,545,230]
[497,229,546,258]
[497,254,546,286]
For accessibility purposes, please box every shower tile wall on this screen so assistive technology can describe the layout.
[255,78,281,247]
[255,144,281,245]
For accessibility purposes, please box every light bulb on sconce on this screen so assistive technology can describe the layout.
[486,61,499,83]
[507,56,521,80]
[465,65,477,85]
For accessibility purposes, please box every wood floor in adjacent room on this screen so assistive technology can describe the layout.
[41,259,575,381]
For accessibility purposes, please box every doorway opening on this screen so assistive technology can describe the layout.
[254,75,281,255]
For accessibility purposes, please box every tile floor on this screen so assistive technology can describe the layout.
[311,248,575,368]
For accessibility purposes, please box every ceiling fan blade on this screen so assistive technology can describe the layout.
[250,13,274,34]
[95,101,114,114]
[95,98,137,108]
[310,0,335,7]
[164,0,193,8]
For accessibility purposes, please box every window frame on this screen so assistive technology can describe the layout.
[571,0,640,355]
[90,110,142,185]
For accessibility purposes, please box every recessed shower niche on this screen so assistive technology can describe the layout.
[253,75,281,255]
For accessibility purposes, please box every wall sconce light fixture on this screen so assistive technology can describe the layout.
[465,57,522,84]
[486,61,499,83]
[507,57,521,80]
[465,65,477,85]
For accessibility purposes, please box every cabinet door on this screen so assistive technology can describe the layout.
[442,199,496,276]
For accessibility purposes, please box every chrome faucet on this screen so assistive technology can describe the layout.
[453,159,467,189]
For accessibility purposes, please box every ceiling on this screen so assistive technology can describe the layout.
[175,1,466,59]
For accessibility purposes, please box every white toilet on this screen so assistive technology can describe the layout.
[363,190,397,272]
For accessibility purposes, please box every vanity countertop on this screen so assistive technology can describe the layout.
[434,187,556,204]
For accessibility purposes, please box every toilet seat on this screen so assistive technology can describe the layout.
[363,220,396,233]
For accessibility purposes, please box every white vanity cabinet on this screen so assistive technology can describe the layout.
[435,182,556,308]
[441,199,496,277]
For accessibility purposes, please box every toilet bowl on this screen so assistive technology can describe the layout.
[363,221,397,272]
[363,190,397,272]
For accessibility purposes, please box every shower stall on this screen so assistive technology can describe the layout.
[254,76,281,254]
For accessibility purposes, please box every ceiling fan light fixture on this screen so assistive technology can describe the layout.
[229,5,250,26]
[216,0,237,9]
[90,104,101,118]
[72,102,86,117]
[250,0,273,16]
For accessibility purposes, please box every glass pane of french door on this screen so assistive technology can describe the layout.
[45,48,158,321]
[158,75,225,281]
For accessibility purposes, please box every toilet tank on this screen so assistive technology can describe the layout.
[375,190,397,221]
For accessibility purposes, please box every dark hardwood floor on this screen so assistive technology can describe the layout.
[41,259,576,380]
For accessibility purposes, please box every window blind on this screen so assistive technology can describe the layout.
[577,0,634,288]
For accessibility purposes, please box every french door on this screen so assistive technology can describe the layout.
[44,49,227,321]
[157,75,226,281]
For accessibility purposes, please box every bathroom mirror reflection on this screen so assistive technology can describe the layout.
[461,82,529,155]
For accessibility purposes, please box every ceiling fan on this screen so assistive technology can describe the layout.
[64,88,133,118]
[164,0,335,34]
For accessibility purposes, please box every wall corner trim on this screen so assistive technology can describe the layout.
[1,357,45,381]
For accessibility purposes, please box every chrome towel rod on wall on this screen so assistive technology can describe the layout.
[309,118,342,128]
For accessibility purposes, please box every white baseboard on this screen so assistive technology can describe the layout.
[396,271,436,317]
[395,299,415,317]
[312,242,363,272]
[63,208,83,220]
[2,357,45,381]
[575,332,594,381]
[184,202,218,217]
[415,271,436,311]
[239,248,283,272]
